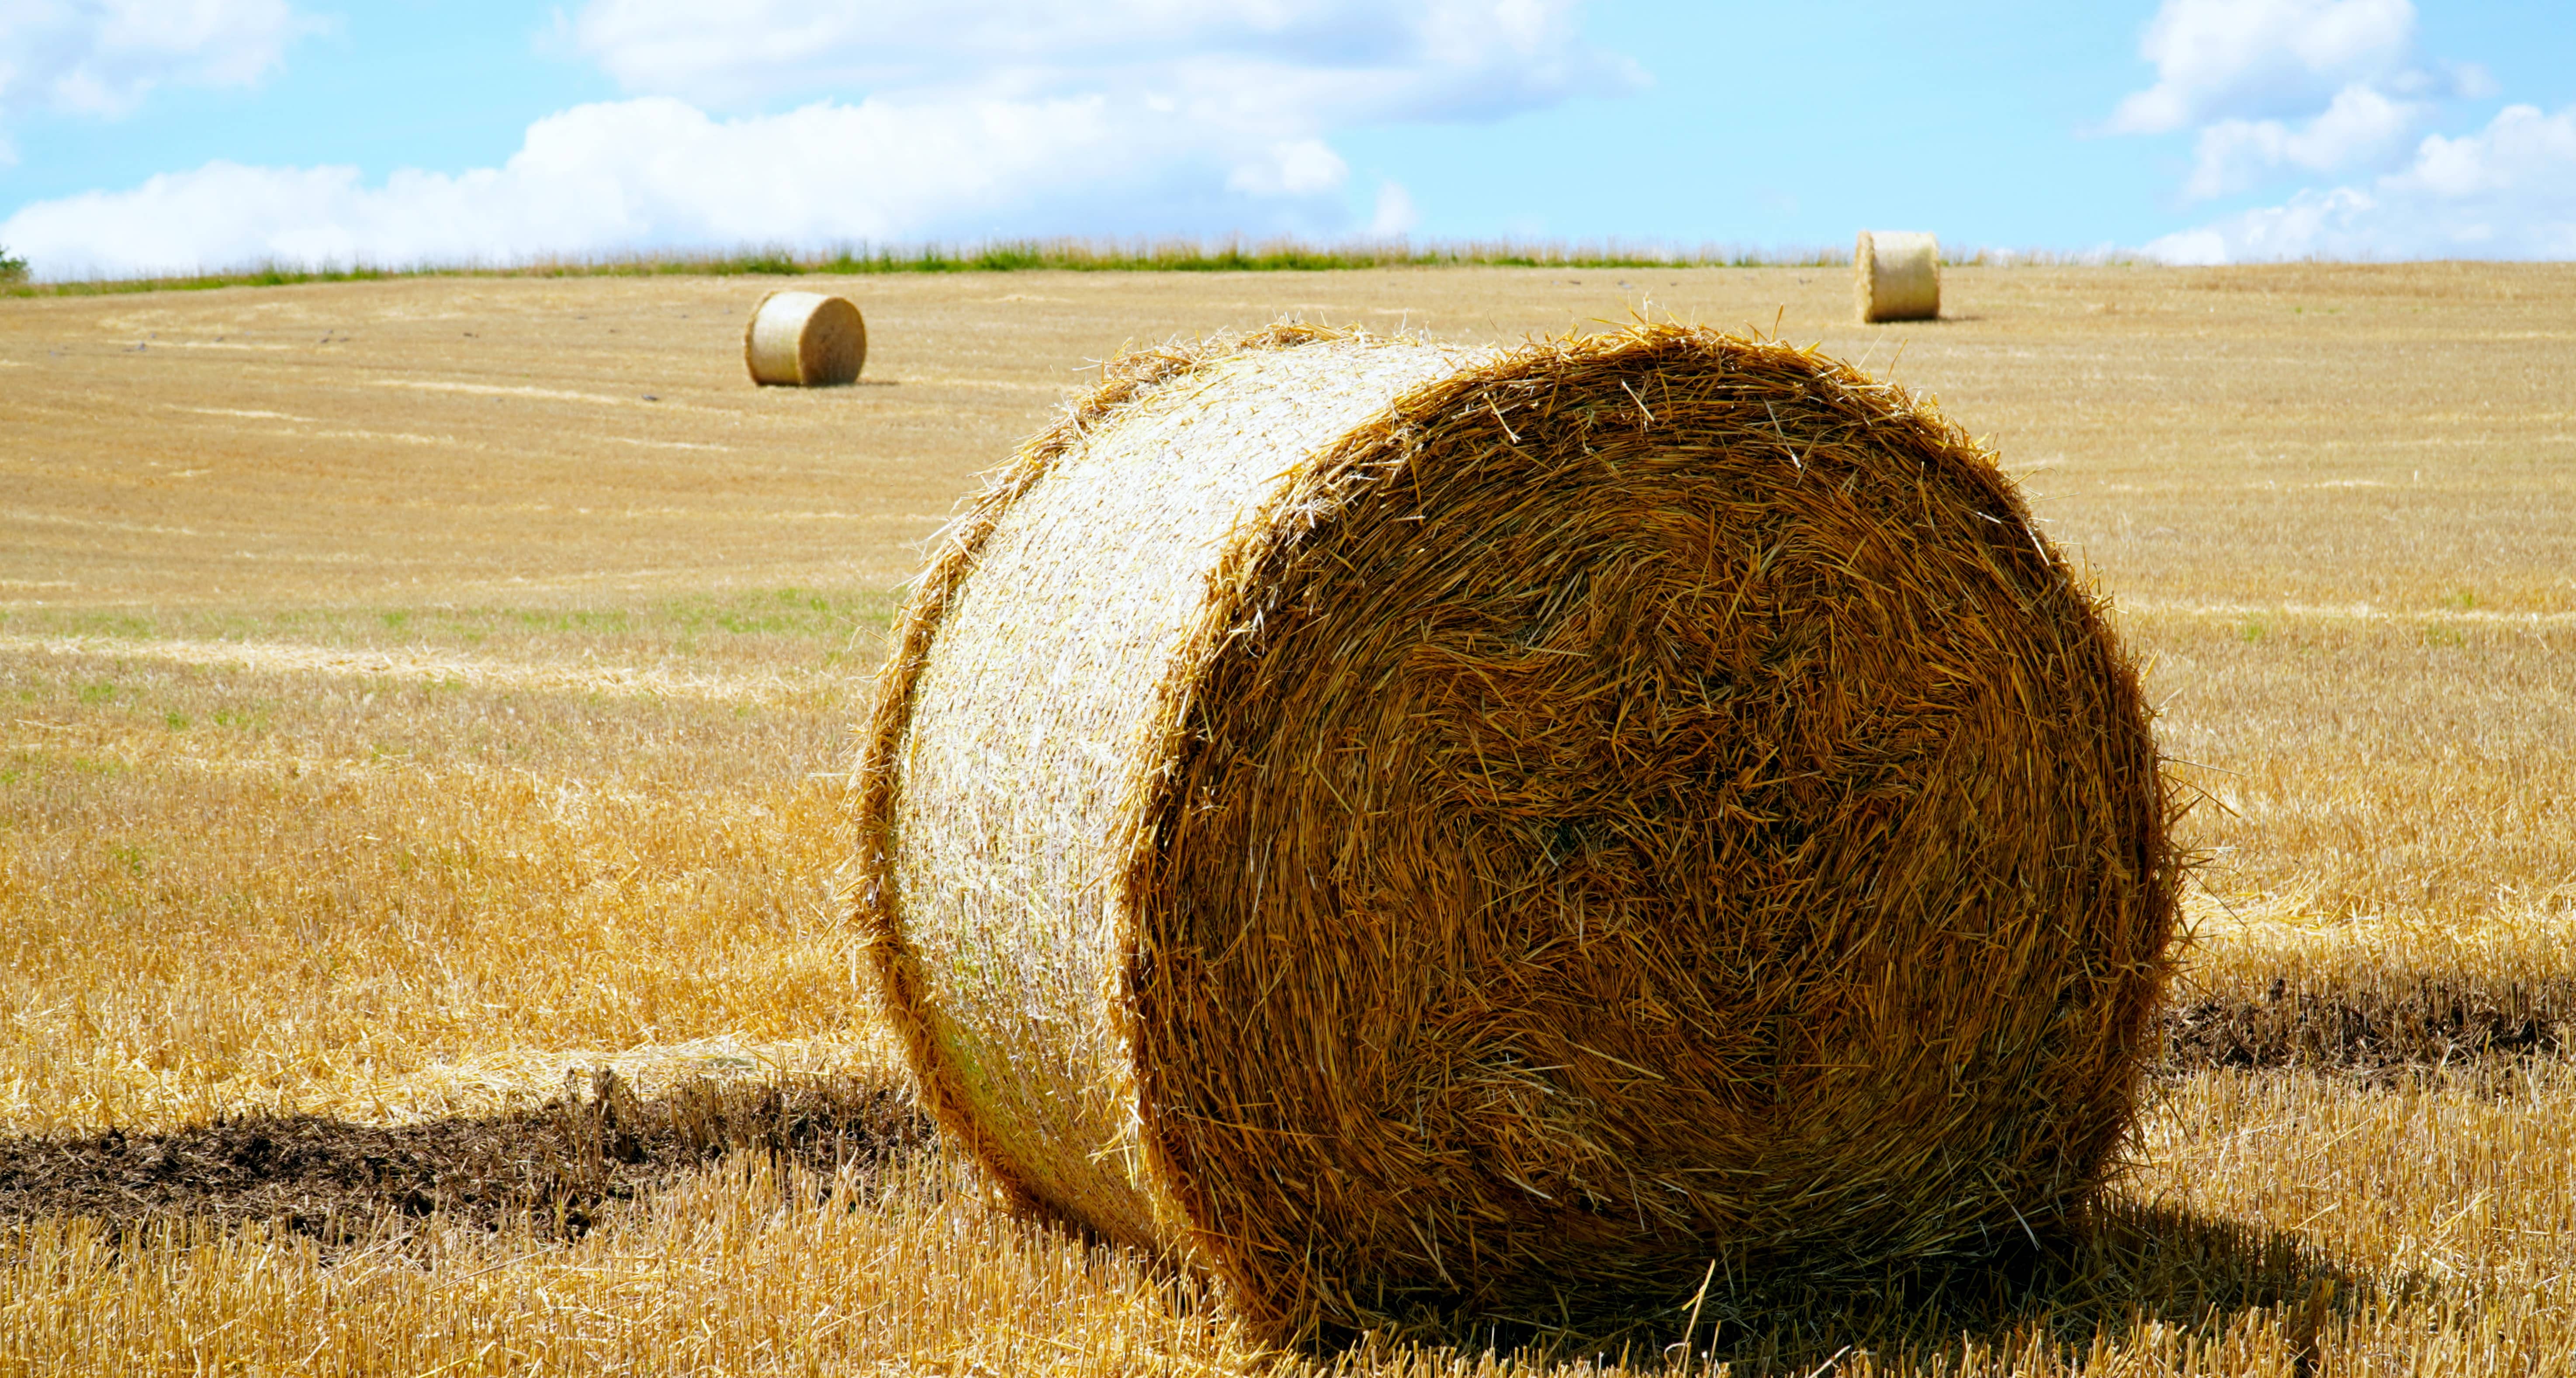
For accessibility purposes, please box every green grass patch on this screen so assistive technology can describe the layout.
[211,705,271,732]
[0,589,899,661]
[0,236,1933,298]
[7,263,397,298]
[665,587,890,639]
[10,612,159,640]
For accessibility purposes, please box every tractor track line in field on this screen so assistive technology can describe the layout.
[0,633,816,702]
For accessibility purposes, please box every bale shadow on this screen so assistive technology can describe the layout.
[1375,1196,2370,1375]
[0,1070,932,1247]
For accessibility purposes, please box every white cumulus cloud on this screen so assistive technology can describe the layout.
[0,0,313,124]
[2146,102,2576,263]
[2181,80,2423,201]
[563,0,1635,122]
[2105,0,2495,203]
[1,0,1639,277]
[2111,0,2560,261]
[1368,179,1419,238]
[3,93,1258,276]
[2107,0,2418,134]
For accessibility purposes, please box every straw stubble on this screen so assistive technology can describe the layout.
[853,322,2174,1340]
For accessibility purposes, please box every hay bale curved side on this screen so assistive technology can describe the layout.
[855,326,1475,1249]
[853,323,2173,1340]
[744,290,867,386]
[1855,230,1941,323]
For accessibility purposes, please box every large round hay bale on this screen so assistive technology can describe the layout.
[853,322,2172,1339]
[1855,230,1941,322]
[744,289,866,385]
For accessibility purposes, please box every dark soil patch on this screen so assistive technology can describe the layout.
[6,987,2563,1250]
[2159,977,2575,1071]
[0,1070,932,1242]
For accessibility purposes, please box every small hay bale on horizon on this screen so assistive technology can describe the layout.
[852,322,2174,1341]
[744,290,866,386]
[1855,229,1941,322]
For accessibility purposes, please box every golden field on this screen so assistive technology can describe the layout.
[2,262,2573,1374]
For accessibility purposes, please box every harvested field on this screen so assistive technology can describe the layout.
[3,262,2574,1373]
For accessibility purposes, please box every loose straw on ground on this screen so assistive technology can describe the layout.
[1855,230,1941,322]
[744,291,866,386]
[852,322,2174,1341]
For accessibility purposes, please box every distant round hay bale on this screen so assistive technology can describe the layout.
[1855,230,1941,323]
[853,322,2172,1340]
[744,290,866,386]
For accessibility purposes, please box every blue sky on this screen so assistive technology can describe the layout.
[2,0,2570,279]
